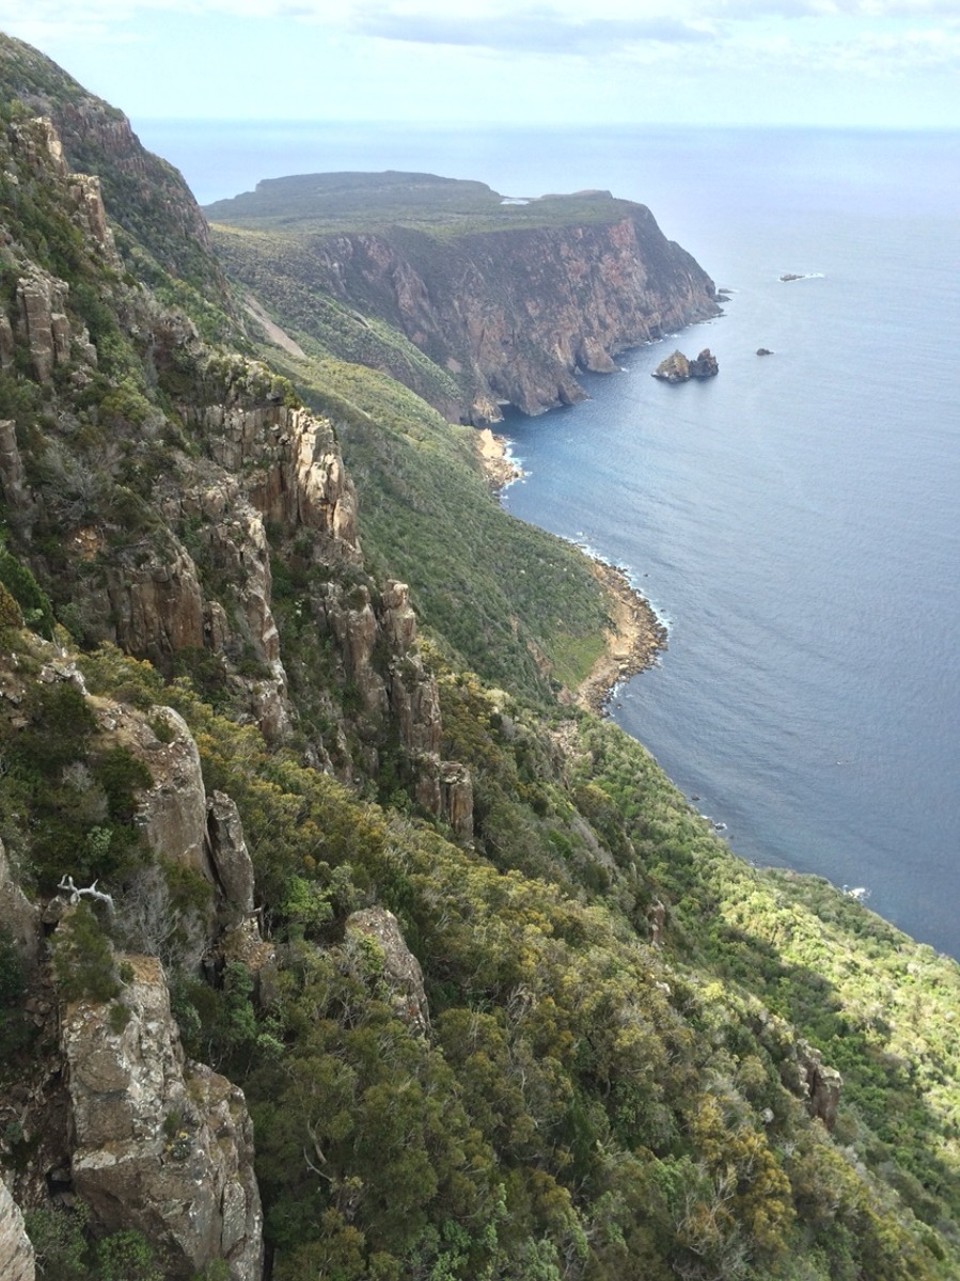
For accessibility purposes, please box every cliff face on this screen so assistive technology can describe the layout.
[62,954,263,1281]
[0,104,462,797]
[306,214,720,421]
[208,176,720,423]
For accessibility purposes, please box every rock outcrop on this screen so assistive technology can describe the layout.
[345,908,430,1036]
[206,791,256,918]
[782,1038,843,1132]
[132,706,210,880]
[60,953,263,1281]
[0,838,40,970]
[652,347,719,382]
[15,270,71,384]
[0,1175,35,1281]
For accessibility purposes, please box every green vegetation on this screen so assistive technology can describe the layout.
[77,644,960,1281]
[265,349,611,701]
[25,1201,164,1281]
[204,170,633,238]
[0,32,957,1281]
[0,673,150,892]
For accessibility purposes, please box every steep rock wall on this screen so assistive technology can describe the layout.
[231,209,719,422]
[61,953,263,1281]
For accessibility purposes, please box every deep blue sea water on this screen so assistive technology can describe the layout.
[140,121,960,958]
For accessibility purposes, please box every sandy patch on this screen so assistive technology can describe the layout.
[475,428,522,490]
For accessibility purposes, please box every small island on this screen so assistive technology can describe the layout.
[652,347,719,382]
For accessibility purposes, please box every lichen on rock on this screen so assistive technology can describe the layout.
[60,953,263,1281]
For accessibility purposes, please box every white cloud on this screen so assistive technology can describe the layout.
[354,10,716,54]
[4,0,958,42]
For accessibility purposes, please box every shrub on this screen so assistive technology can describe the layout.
[51,903,121,1005]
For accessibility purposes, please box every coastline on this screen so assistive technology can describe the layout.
[475,425,666,715]
[575,559,667,715]
[475,427,522,491]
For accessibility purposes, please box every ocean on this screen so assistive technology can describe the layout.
[138,120,960,958]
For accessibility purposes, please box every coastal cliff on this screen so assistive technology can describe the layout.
[207,173,720,422]
[1,32,959,1281]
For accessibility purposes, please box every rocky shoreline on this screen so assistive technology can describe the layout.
[476,430,665,714]
[475,427,523,491]
[575,559,667,715]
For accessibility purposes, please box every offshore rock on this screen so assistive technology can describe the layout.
[652,350,690,383]
[689,348,719,378]
[345,908,430,1036]
[653,347,719,382]
[0,1176,34,1281]
[60,953,263,1281]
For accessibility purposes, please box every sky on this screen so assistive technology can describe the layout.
[1,0,959,131]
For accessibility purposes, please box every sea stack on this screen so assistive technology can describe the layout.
[652,347,719,382]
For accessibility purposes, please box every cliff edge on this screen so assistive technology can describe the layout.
[207,173,720,422]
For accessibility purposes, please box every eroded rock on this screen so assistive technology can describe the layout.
[0,837,40,970]
[0,1176,34,1281]
[784,1039,843,1131]
[206,791,255,916]
[653,347,719,383]
[61,953,263,1280]
[439,762,474,843]
[134,707,210,882]
[16,271,69,383]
